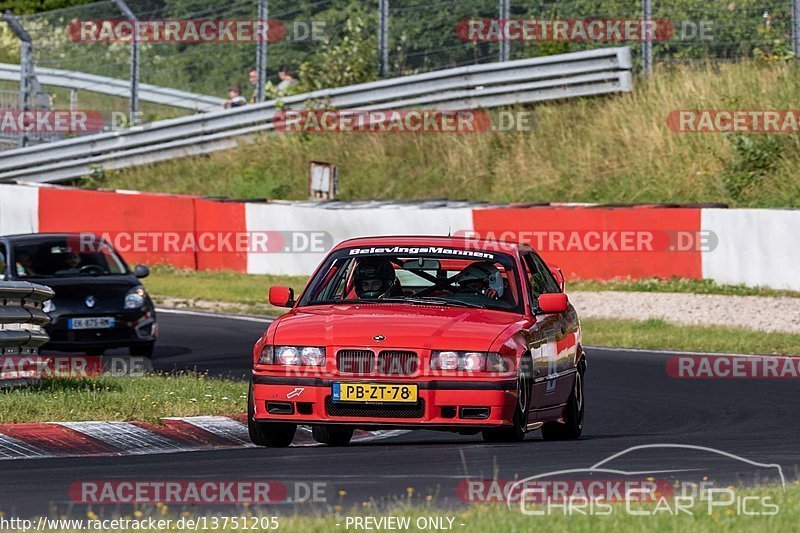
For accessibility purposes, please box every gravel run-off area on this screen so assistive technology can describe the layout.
[569,291,800,334]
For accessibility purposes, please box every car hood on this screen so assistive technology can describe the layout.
[271,304,524,351]
[23,275,140,313]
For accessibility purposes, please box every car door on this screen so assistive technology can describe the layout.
[521,251,577,415]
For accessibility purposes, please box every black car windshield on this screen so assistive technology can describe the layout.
[11,237,127,278]
[298,246,524,313]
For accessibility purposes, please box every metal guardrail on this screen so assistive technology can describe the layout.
[0,281,53,355]
[0,47,633,183]
[0,63,224,112]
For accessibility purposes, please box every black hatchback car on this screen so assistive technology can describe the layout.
[0,233,157,356]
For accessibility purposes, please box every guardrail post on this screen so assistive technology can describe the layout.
[3,11,34,146]
[641,0,653,76]
[378,0,389,77]
[112,0,140,125]
[498,0,510,62]
[793,0,800,59]
[256,0,268,103]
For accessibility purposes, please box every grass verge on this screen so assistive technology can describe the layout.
[584,318,800,355]
[569,278,800,298]
[145,265,307,315]
[0,374,246,425]
[277,483,795,532]
[55,482,798,532]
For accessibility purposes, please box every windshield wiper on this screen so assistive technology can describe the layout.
[378,296,486,309]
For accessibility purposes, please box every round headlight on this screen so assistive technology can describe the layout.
[300,347,325,366]
[461,352,486,372]
[124,287,146,309]
[275,346,300,365]
[435,351,459,371]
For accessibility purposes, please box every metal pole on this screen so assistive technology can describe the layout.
[111,0,139,124]
[793,0,800,60]
[641,0,653,76]
[378,0,389,77]
[499,0,510,61]
[3,11,33,146]
[256,0,268,102]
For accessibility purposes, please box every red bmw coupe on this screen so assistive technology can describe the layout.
[249,236,585,446]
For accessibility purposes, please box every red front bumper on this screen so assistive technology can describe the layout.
[251,376,518,428]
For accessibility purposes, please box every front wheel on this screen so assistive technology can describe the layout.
[541,365,584,441]
[247,382,297,447]
[482,355,531,443]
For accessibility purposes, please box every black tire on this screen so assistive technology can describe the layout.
[312,425,354,446]
[482,355,532,443]
[247,382,297,447]
[541,363,585,441]
[129,343,155,357]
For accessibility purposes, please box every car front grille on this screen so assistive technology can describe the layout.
[325,396,425,418]
[337,349,419,376]
[377,351,418,375]
[337,350,375,374]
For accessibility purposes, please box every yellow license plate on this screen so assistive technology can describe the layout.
[332,382,418,403]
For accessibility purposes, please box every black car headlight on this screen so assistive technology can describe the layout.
[124,286,147,309]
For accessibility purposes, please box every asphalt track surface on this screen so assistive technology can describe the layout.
[1,310,797,516]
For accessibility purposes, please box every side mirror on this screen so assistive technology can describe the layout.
[538,293,568,314]
[134,265,150,278]
[549,265,565,292]
[268,286,295,308]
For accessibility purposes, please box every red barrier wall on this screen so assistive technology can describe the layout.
[192,198,247,272]
[471,207,703,280]
[38,188,197,269]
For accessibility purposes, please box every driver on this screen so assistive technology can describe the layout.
[354,258,401,299]
[457,261,504,300]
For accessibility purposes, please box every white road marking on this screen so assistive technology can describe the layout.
[164,416,254,447]
[156,307,274,324]
[57,421,190,455]
[0,434,51,459]
[587,345,778,357]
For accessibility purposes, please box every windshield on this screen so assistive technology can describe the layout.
[298,246,523,313]
[11,236,127,278]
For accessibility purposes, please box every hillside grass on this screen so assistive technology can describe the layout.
[82,62,800,207]
[0,374,245,424]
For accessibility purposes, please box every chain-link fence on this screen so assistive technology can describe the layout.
[2,0,798,147]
